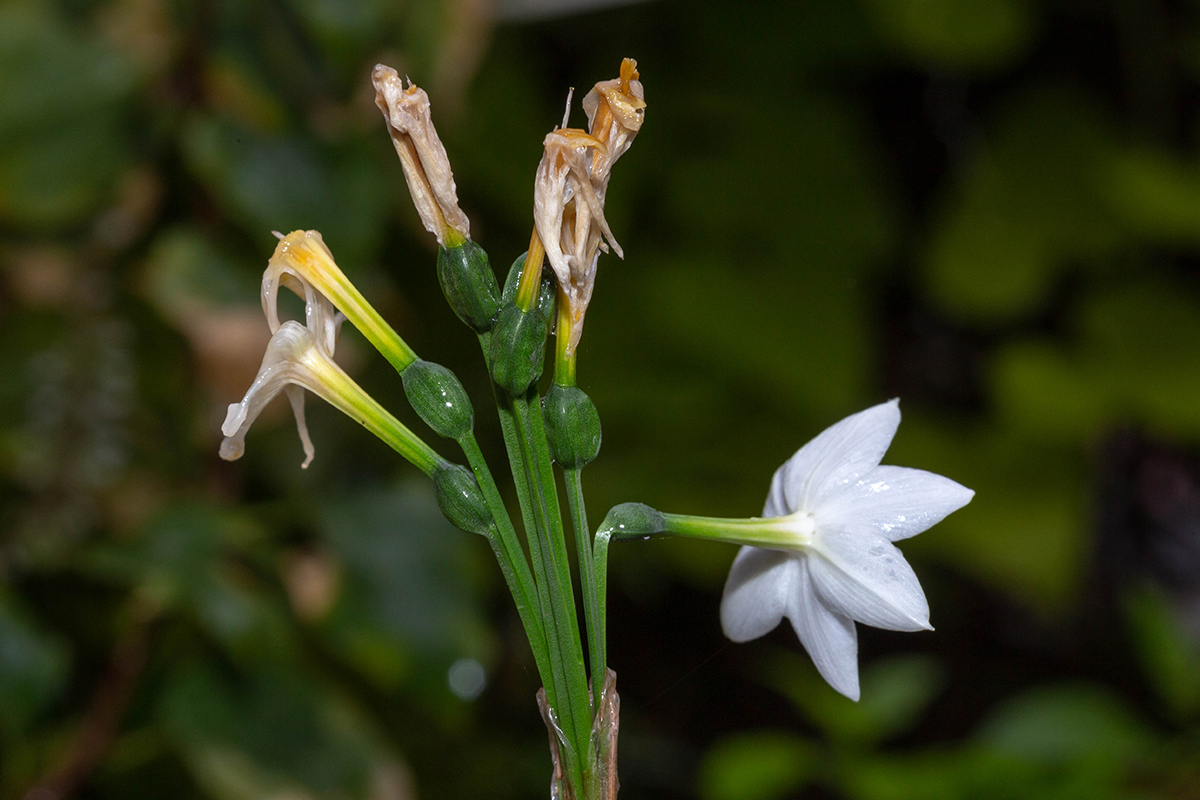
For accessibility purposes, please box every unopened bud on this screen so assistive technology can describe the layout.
[437,239,500,331]
[542,383,601,468]
[489,304,547,396]
[433,463,492,536]
[402,359,474,440]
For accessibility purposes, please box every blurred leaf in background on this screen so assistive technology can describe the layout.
[0,2,136,227]
[0,593,69,738]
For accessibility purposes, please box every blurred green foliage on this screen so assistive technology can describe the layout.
[699,652,1173,800]
[4,0,1200,798]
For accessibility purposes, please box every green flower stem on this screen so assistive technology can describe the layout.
[330,283,418,376]
[515,231,547,313]
[479,333,562,684]
[304,250,553,695]
[500,393,569,733]
[553,299,577,387]
[512,393,593,765]
[304,354,442,477]
[591,503,668,705]
[285,246,419,376]
[591,527,621,691]
[332,271,546,688]
[564,467,604,703]
[477,332,582,788]
[336,286,545,683]
[661,512,810,549]
[457,432,552,685]
[479,516,554,686]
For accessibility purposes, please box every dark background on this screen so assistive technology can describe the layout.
[3,0,1200,797]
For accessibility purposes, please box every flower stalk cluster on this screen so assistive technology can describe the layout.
[219,58,973,800]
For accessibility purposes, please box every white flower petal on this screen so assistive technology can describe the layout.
[819,466,975,542]
[284,385,315,469]
[219,403,249,461]
[533,140,574,290]
[785,558,861,700]
[219,360,292,460]
[807,527,930,631]
[219,322,315,464]
[764,400,901,517]
[720,546,798,642]
[762,466,791,518]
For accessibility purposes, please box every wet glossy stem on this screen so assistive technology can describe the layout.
[347,309,553,704]
[458,432,552,687]
[512,394,593,768]
[565,467,604,704]
[661,512,805,549]
[500,393,572,747]
[590,516,657,711]
[590,528,620,727]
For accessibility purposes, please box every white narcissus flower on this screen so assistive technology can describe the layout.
[720,400,974,700]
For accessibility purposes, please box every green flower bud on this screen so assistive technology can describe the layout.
[401,359,474,439]
[503,252,556,320]
[433,463,492,536]
[437,240,501,332]
[489,304,547,395]
[543,383,601,468]
[598,503,665,541]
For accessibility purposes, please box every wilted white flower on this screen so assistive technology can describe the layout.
[264,229,417,374]
[222,232,440,474]
[220,231,347,469]
[223,231,354,468]
[530,59,645,357]
[582,57,645,201]
[533,125,619,354]
[220,320,339,469]
[720,400,974,700]
[372,65,471,246]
